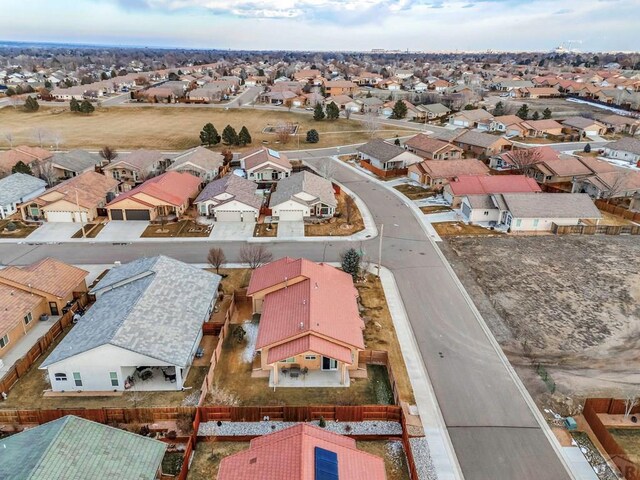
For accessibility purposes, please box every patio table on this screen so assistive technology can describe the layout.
[289,366,301,378]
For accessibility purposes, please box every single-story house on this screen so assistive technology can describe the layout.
[603,137,640,165]
[40,256,221,392]
[0,416,167,480]
[417,103,451,120]
[0,258,88,354]
[511,87,561,99]
[248,258,365,387]
[50,149,103,180]
[19,171,119,222]
[167,146,225,181]
[106,171,201,221]
[444,174,541,207]
[269,171,337,221]
[573,167,640,199]
[524,156,593,187]
[599,114,640,135]
[195,174,263,222]
[453,130,512,157]
[448,109,494,128]
[103,149,172,191]
[357,139,421,173]
[405,134,464,160]
[239,147,292,184]
[561,117,607,137]
[0,173,47,219]
[217,424,386,480]
[0,145,52,176]
[408,159,490,187]
[489,145,562,170]
[520,119,564,137]
[356,96,384,113]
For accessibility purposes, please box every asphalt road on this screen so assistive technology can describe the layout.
[0,147,573,479]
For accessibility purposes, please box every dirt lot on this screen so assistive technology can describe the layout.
[433,221,503,236]
[0,107,412,151]
[393,184,435,200]
[141,220,211,238]
[441,235,640,409]
[484,96,611,119]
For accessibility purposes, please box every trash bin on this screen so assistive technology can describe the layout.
[564,417,578,431]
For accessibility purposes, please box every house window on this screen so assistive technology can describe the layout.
[304,355,317,360]
[515,219,522,227]
[24,312,33,325]
[110,372,119,387]
[282,357,296,363]
[73,372,83,387]
[29,205,39,217]
[54,373,67,382]
[533,219,539,227]
[484,211,489,216]
[0,334,9,349]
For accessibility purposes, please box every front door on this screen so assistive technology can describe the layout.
[321,356,338,371]
[49,302,59,316]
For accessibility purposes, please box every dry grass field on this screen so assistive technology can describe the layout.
[0,106,412,151]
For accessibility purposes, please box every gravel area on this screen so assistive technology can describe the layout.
[198,420,402,437]
[410,436,438,480]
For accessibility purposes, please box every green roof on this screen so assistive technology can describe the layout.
[0,416,167,480]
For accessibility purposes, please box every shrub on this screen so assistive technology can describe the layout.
[318,416,327,428]
[5,222,17,232]
[176,413,194,435]
[166,430,177,440]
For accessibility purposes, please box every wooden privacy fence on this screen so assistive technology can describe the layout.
[0,294,90,396]
[199,405,402,423]
[551,223,640,235]
[583,398,640,480]
[401,410,420,480]
[360,349,401,405]
[595,200,640,223]
[359,159,408,179]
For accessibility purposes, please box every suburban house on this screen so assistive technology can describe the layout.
[0,258,88,354]
[0,146,52,176]
[217,424,386,480]
[405,134,464,160]
[356,96,384,113]
[444,174,541,207]
[40,256,221,392]
[490,145,562,170]
[195,174,263,222]
[461,192,602,231]
[572,157,640,199]
[417,103,451,120]
[19,171,119,222]
[600,114,640,135]
[239,147,292,185]
[248,258,365,387]
[323,79,358,96]
[603,137,640,165]
[106,171,201,221]
[452,130,512,157]
[511,86,561,98]
[491,116,564,138]
[408,159,490,187]
[269,171,337,221]
[0,416,167,480]
[103,149,173,191]
[561,117,607,137]
[50,149,103,180]
[0,173,47,219]
[167,146,225,181]
[448,109,494,128]
[357,139,421,175]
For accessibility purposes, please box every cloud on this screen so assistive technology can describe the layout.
[554,8,571,14]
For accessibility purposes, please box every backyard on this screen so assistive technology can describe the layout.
[0,107,413,151]
[187,442,249,480]
[357,440,411,480]
[609,429,640,465]
[393,183,435,200]
[305,191,365,236]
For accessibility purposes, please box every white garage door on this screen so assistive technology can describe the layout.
[278,209,304,221]
[215,210,243,222]
[409,171,421,183]
[45,211,74,222]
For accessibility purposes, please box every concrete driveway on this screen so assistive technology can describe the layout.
[277,221,305,238]
[209,222,255,240]
[96,221,149,241]
[26,223,79,242]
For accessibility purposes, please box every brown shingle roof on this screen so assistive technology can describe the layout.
[0,284,43,334]
[0,258,88,298]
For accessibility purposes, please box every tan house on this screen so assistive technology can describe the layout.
[248,258,365,387]
[453,130,512,157]
[323,79,358,97]
[103,149,172,191]
[408,158,490,187]
[0,258,88,354]
[0,146,52,177]
[405,134,464,160]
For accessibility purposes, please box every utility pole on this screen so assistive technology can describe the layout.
[377,224,384,277]
[75,189,86,239]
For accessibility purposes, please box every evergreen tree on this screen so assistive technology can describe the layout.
[11,161,33,175]
[79,100,95,114]
[222,125,239,145]
[313,102,325,121]
[325,102,340,120]
[542,108,552,119]
[199,123,220,146]
[70,98,81,112]
[24,96,39,112]
[238,126,252,146]
[341,248,361,281]
[516,103,529,120]
[44,80,52,89]
[532,111,540,120]
[493,101,505,116]
[463,104,475,110]
[394,137,401,146]
[306,129,319,143]
[584,143,591,153]
[391,99,408,119]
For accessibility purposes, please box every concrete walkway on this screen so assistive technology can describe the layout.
[0,318,59,377]
[277,221,305,238]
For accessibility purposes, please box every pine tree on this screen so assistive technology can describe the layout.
[532,111,540,120]
[222,125,239,145]
[542,108,552,119]
[70,98,81,112]
[79,100,95,114]
[341,248,361,280]
[493,101,505,116]
[24,96,39,112]
[326,102,340,120]
[199,123,220,146]
[313,103,325,121]
[306,129,319,143]
[238,126,252,146]
[394,137,401,146]
[516,103,529,120]
[391,99,408,119]
[11,161,33,175]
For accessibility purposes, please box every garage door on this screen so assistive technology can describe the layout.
[215,210,243,222]
[45,211,74,222]
[278,209,304,221]
[110,209,124,220]
[73,212,88,223]
[125,209,151,221]
[408,171,421,183]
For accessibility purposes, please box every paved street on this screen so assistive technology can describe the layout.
[0,146,573,479]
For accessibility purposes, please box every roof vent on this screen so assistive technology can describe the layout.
[314,282,319,289]
[249,457,257,464]
[114,261,121,267]
[299,322,304,330]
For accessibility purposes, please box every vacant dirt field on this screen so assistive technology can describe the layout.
[0,107,412,151]
[441,236,640,404]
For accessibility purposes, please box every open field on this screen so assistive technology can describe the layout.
[0,107,413,151]
[432,221,503,236]
[441,236,640,412]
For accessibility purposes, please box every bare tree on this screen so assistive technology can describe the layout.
[344,194,356,225]
[207,247,226,274]
[275,122,293,144]
[51,131,64,151]
[34,159,58,186]
[239,244,273,269]
[99,145,118,164]
[602,171,628,202]
[505,148,543,172]
[2,130,14,148]
[32,127,50,148]
[317,157,337,181]
[364,113,379,138]
[624,393,639,419]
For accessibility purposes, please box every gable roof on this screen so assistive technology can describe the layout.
[0,257,88,298]
[104,149,166,172]
[454,130,511,149]
[0,146,52,172]
[107,171,201,208]
[217,424,386,480]
[240,147,291,172]
[51,150,102,173]
[448,175,541,196]
[562,117,606,130]
[405,134,461,156]
[169,146,224,173]
[357,138,405,162]
[414,159,490,179]
[27,171,119,210]
[269,171,337,209]
[0,416,166,480]
[195,174,263,210]
[499,193,601,219]
[606,137,640,156]
[41,256,220,368]
[452,109,494,122]
[0,284,43,336]
[0,173,46,206]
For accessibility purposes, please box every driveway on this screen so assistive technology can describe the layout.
[209,222,255,240]
[25,223,79,242]
[96,221,149,241]
[277,221,305,238]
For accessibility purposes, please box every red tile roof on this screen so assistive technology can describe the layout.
[107,171,201,207]
[448,175,541,196]
[217,424,386,480]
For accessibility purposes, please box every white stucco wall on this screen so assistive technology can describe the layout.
[510,216,589,232]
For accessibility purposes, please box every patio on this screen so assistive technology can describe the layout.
[268,369,350,388]
[122,366,183,391]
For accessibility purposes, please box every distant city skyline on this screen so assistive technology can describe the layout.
[1,0,639,53]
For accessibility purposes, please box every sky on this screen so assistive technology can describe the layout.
[1,0,639,52]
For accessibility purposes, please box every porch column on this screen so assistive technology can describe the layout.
[341,362,346,385]
[175,367,184,390]
[272,365,279,385]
